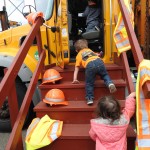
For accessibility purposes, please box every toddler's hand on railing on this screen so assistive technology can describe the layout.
[126,92,136,99]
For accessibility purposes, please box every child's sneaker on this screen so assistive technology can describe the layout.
[108,83,117,93]
[87,99,94,105]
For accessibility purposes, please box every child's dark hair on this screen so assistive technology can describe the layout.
[96,95,122,122]
[74,39,88,52]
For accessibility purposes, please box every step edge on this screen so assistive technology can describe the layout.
[39,80,126,89]
[34,100,126,112]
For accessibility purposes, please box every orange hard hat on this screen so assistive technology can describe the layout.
[42,69,63,84]
[26,12,43,25]
[43,89,68,106]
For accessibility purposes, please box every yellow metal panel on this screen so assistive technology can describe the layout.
[55,0,69,68]
[0,24,49,73]
[102,0,119,63]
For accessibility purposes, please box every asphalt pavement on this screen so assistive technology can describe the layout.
[0,130,26,150]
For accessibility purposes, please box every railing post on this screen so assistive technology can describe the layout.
[114,15,134,94]
[4,68,23,150]
[121,53,135,93]
[8,84,24,150]
[36,28,45,77]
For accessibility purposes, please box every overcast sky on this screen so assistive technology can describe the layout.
[0,0,35,25]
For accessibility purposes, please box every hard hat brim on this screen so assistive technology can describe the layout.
[43,99,68,106]
[42,77,63,84]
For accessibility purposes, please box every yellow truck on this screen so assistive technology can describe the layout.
[0,0,121,132]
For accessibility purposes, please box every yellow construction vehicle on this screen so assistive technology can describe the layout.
[0,0,120,132]
[0,0,147,134]
[2,0,150,149]
[134,0,150,59]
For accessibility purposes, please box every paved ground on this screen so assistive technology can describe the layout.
[0,130,26,150]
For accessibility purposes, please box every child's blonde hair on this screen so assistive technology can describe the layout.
[74,39,88,52]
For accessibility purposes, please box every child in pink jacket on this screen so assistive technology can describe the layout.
[89,92,136,150]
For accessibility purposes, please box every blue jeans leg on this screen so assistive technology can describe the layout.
[96,59,112,86]
[85,62,96,100]
[85,59,113,100]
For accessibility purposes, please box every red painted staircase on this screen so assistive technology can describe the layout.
[34,64,136,150]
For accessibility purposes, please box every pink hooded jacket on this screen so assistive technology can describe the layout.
[89,97,135,150]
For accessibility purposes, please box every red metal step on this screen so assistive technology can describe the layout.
[44,64,124,81]
[35,63,136,150]
[40,124,136,150]
[39,79,126,101]
[34,100,126,124]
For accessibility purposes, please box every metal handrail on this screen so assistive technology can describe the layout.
[118,0,150,98]
[0,16,45,149]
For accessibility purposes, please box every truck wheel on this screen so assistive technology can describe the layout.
[0,76,34,132]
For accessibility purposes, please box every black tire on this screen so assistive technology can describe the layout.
[0,76,35,132]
